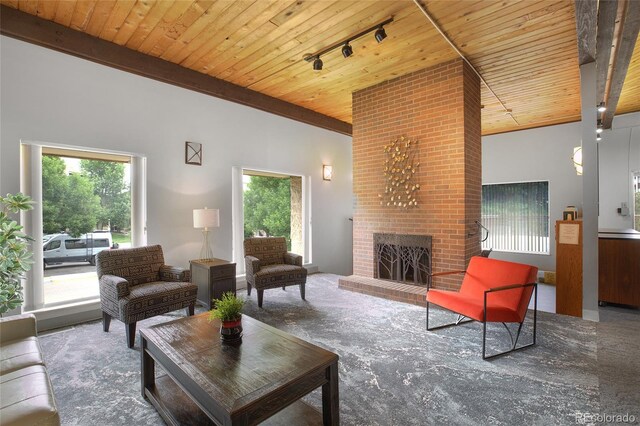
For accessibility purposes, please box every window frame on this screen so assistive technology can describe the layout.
[481,180,551,255]
[20,141,146,311]
[232,166,311,274]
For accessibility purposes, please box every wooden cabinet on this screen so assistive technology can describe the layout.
[190,259,236,309]
[555,220,583,317]
[598,231,640,307]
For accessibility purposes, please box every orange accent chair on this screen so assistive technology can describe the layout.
[426,256,538,360]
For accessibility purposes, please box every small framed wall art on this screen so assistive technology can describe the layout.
[185,141,202,166]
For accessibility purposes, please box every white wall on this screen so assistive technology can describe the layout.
[0,36,354,275]
[599,113,640,229]
[482,121,583,272]
[482,111,640,272]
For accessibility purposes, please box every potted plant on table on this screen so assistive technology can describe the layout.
[209,292,244,343]
[0,193,34,316]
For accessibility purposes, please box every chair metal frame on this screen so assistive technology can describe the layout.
[426,270,538,360]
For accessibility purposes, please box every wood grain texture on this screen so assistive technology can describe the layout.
[190,258,236,309]
[1,0,638,134]
[598,237,640,307]
[617,33,640,115]
[595,0,617,103]
[0,4,351,135]
[140,313,338,425]
[555,220,583,318]
[574,0,597,65]
[603,0,640,127]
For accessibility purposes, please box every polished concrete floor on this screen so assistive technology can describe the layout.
[39,274,640,425]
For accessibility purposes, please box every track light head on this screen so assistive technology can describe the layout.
[596,118,603,133]
[597,102,607,113]
[313,56,323,71]
[596,133,602,141]
[304,17,393,72]
[342,43,353,58]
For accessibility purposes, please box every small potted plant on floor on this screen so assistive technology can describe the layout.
[209,292,244,343]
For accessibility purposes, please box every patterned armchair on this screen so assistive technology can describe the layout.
[96,245,197,348]
[244,237,307,308]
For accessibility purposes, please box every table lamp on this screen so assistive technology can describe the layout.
[193,207,219,260]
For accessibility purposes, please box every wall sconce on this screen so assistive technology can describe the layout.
[323,165,333,181]
[572,146,583,176]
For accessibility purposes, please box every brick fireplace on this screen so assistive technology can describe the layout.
[339,58,482,304]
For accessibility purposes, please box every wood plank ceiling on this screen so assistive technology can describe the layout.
[1,0,638,136]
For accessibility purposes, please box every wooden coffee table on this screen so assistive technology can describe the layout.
[140,313,339,425]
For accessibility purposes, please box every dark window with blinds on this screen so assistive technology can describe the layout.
[481,181,549,254]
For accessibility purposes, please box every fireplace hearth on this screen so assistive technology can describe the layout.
[374,233,432,286]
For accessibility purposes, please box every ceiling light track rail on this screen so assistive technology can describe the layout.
[304,17,394,63]
[412,0,519,126]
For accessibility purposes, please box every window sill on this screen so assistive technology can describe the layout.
[26,299,102,332]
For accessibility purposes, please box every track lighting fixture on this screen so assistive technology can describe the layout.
[597,102,606,113]
[304,17,393,71]
[596,119,603,134]
[342,43,353,58]
[313,56,323,71]
[596,133,602,141]
[374,25,387,43]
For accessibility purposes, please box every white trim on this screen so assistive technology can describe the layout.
[232,166,245,273]
[21,144,44,310]
[20,139,145,158]
[582,308,600,322]
[19,139,147,313]
[27,299,102,332]
[131,156,147,247]
[305,175,312,264]
[231,165,312,270]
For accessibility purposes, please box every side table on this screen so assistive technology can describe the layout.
[189,258,236,309]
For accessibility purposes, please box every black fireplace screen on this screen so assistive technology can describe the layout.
[374,233,432,286]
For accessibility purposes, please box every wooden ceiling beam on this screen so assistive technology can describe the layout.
[603,0,640,128]
[595,0,618,104]
[0,4,352,136]
[574,0,597,65]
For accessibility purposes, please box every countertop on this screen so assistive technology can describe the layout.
[598,228,640,240]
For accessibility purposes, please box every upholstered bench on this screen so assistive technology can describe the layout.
[0,313,60,426]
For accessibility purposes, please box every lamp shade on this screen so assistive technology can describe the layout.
[572,146,583,176]
[193,208,219,229]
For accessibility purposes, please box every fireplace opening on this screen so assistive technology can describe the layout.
[374,233,432,286]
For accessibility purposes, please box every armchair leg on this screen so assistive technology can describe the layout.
[247,283,252,296]
[186,303,195,316]
[126,322,137,349]
[102,312,111,332]
[482,284,538,360]
[426,302,473,331]
[257,290,264,308]
[300,283,306,300]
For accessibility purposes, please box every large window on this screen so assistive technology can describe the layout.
[481,181,550,254]
[242,170,302,254]
[41,151,132,306]
[20,143,146,312]
[232,167,309,272]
